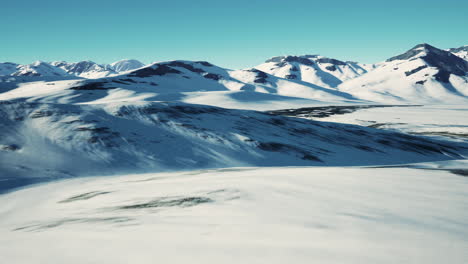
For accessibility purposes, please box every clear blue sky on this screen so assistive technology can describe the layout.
[1,0,467,69]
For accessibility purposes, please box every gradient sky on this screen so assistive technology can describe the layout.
[1,0,467,69]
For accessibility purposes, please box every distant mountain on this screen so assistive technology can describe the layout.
[51,60,116,78]
[0,44,466,105]
[0,60,359,106]
[449,45,468,61]
[338,43,468,103]
[0,62,18,76]
[255,55,375,88]
[110,59,145,72]
[0,59,146,81]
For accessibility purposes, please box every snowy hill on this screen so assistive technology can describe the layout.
[1,99,467,191]
[255,55,375,88]
[338,44,468,103]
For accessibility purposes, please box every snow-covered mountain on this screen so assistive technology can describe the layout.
[51,60,116,78]
[51,59,145,78]
[0,43,467,106]
[338,44,468,103]
[110,59,145,72]
[1,99,466,191]
[255,55,375,88]
[0,60,361,107]
[449,45,468,61]
[11,61,72,78]
[0,62,19,76]
[0,59,146,81]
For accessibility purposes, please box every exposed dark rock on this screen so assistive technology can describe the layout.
[166,61,205,73]
[59,191,112,203]
[405,65,428,76]
[195,61,214,67]
[1,144,20,151]
[117,196,213,209]
[203,73,222,81]
[30,110,54,118]
[266,56,315,66]
[317,58,346,65]
[434,70,451,83]
[285,74,297,79]
[128,65,181,77]
[325,65,337,71]
[70,82,116,90]
[248,69,269,83]
[75,127,111,133]
[268,105,421,118]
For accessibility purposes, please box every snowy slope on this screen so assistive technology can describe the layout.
[1,99,467,191]
[1,164,468,264]
[338,44,468,103]
[256,55,375,88]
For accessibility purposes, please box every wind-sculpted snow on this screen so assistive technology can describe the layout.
[1,164,467,263]
[0,99,467,192]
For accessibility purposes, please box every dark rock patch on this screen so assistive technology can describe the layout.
[1,144,20,151]
[70,82,116,90]
[317,58,346,65]
[405,65,428,76]
[166,61,205,73]
[195,61,214,67]
[129,65,181,77]
[59,191,112,203]
[203,73,222,81]
[117,196,213,209]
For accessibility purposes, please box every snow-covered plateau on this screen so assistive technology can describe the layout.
[1,43,467,263]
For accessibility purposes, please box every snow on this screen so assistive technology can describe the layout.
[1,164,467,264]
[316,105,468,143]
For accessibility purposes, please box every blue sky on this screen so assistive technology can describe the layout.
[1,0,467,68]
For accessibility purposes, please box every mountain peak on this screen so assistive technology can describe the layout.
[110,59,145,72]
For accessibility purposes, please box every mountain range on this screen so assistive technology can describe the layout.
[0,44,466,106]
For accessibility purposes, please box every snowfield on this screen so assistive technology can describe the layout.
[1,164,467,264]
